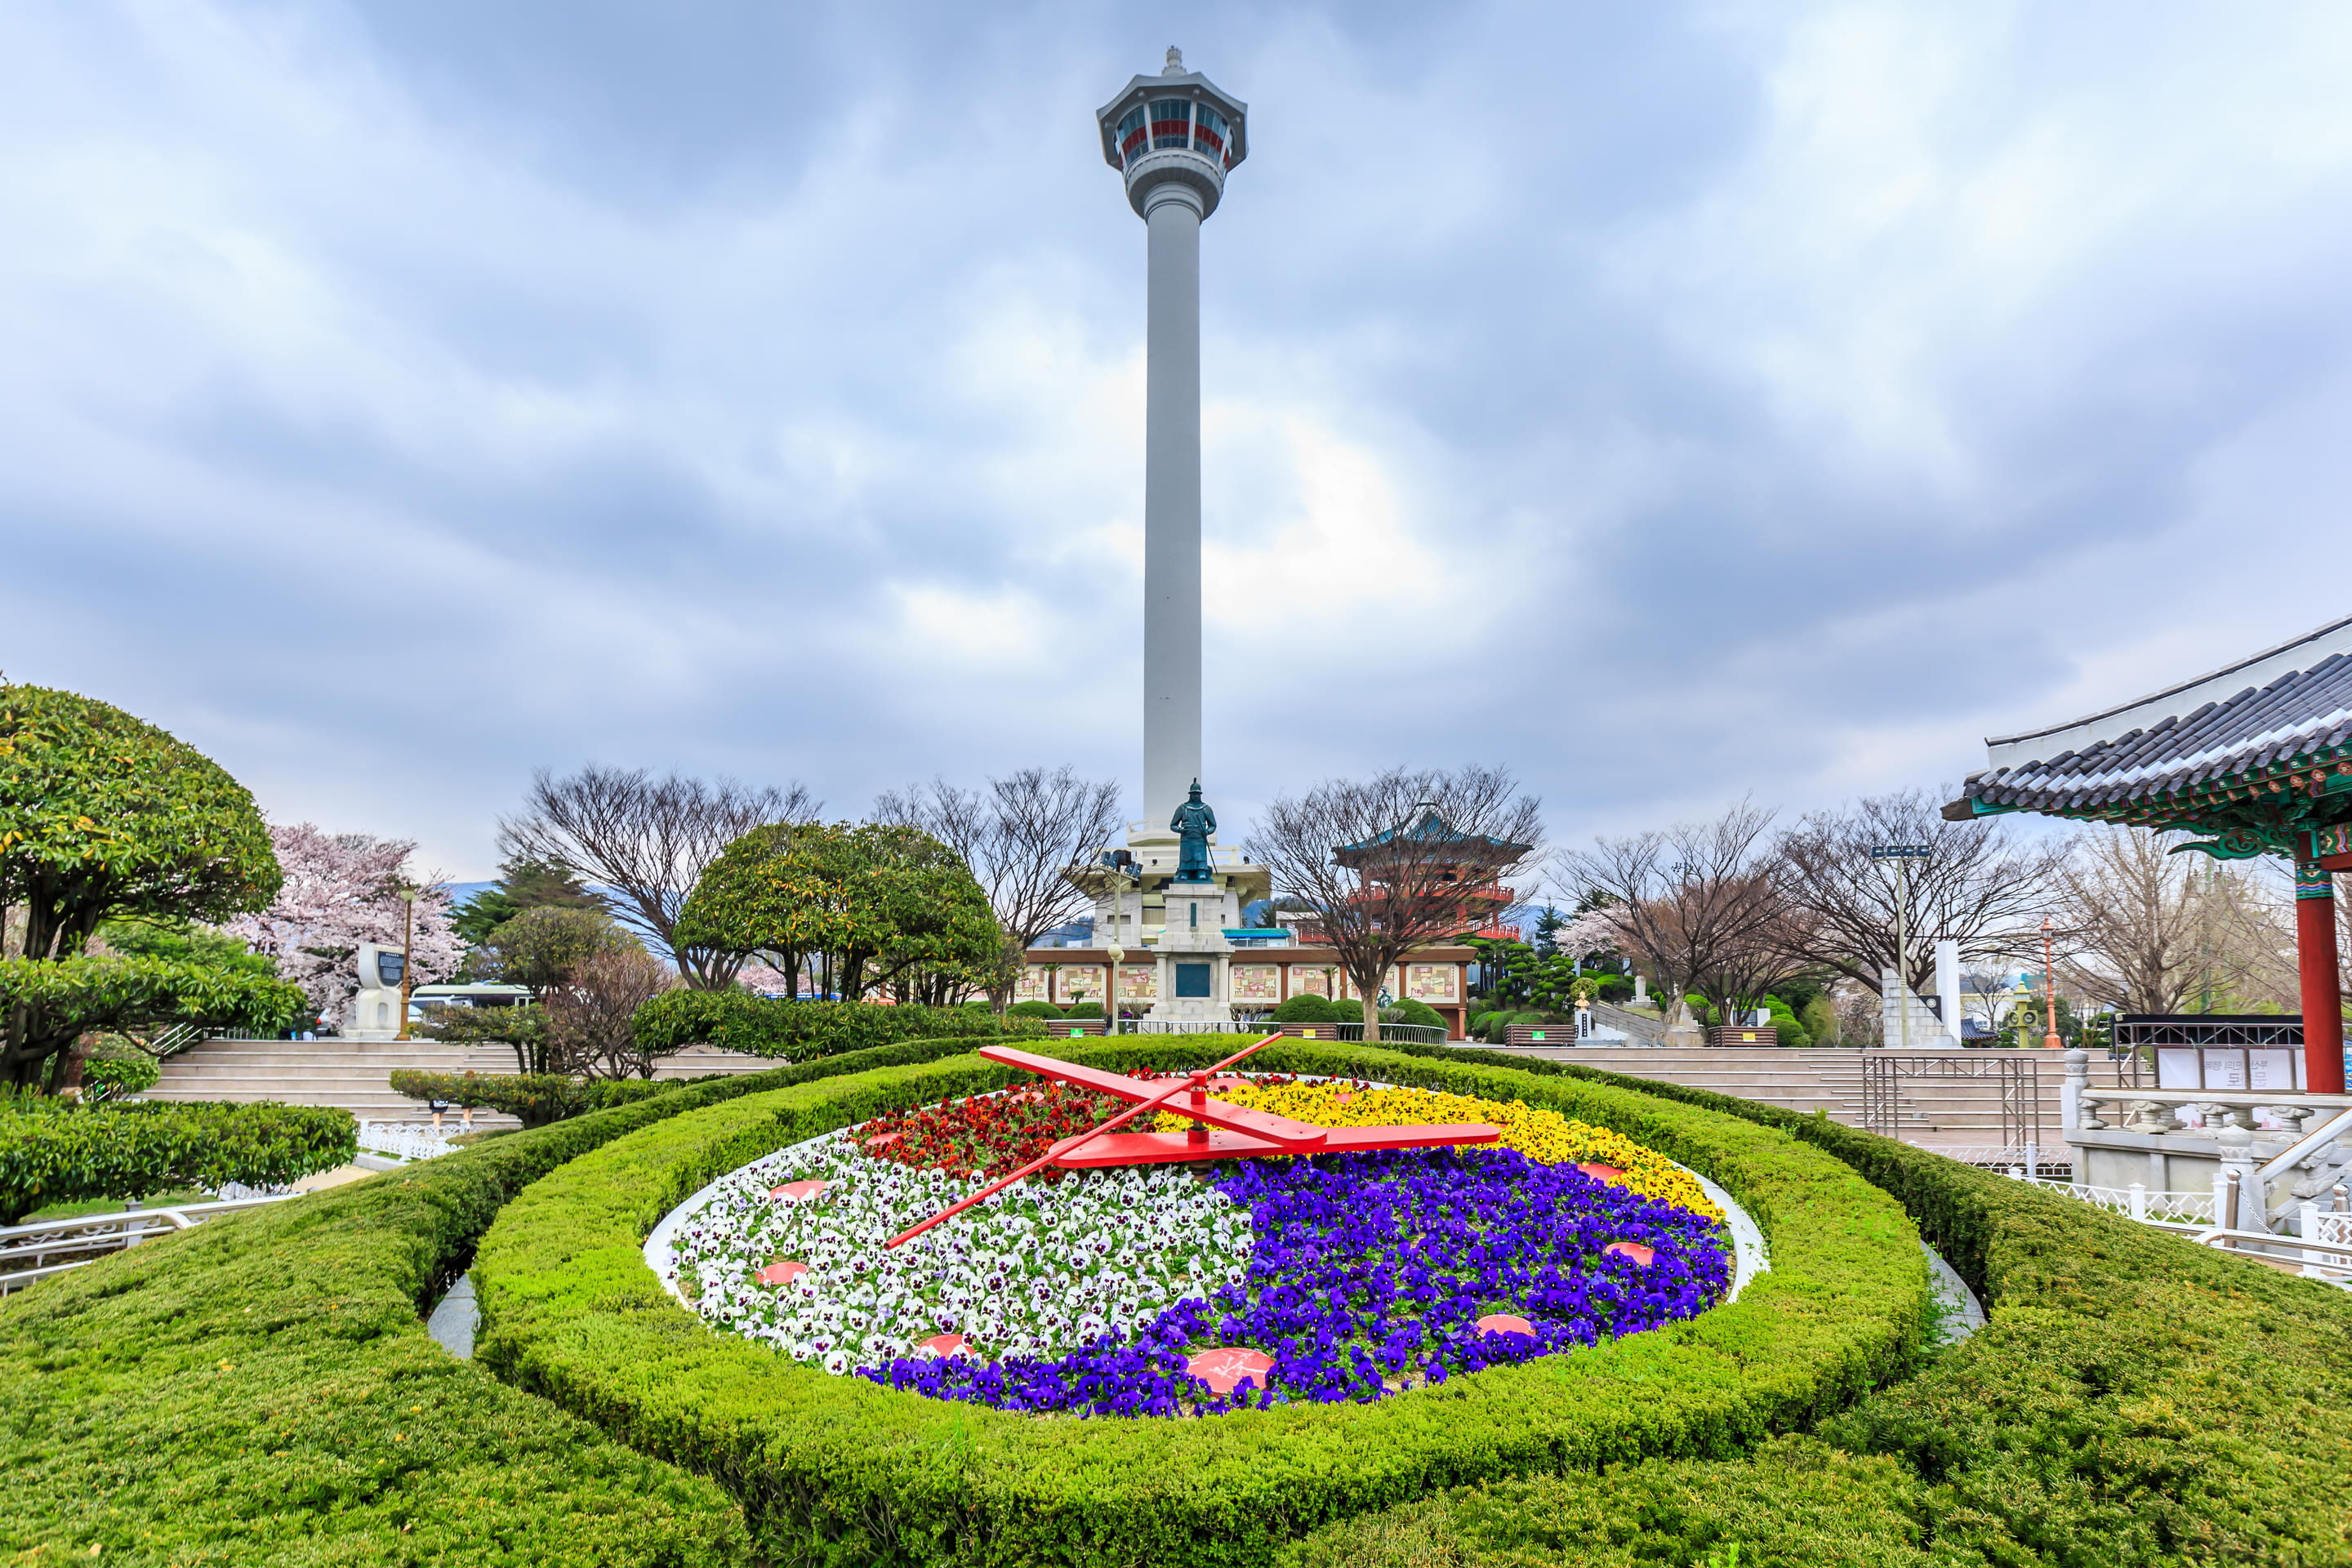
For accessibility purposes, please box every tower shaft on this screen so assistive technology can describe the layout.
[1097,50,1245,834]
[1143,189,1203,829]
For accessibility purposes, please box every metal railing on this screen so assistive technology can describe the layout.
[356,1120,457,1162]
[2011,1173,2215,1225]
[1923,1144,2071,1180]
[1864,1053,2042,1147]
[0,1194,294,1296]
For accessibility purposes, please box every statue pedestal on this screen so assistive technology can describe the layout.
[348,986,402,1040]
[1147,884,1234,1025]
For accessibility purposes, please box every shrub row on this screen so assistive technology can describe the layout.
[388,1068,687,1128]
[0,1098,357,1223]
[0,1036,1004,1565]
[632,991,1045,1060]
[470,1041,1928,1568]
[1293,1041,2352,1566]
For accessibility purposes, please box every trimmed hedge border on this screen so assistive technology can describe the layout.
[0,1037,1009,1565]
[0,1098,358,1224]
[633,992,1045,1060]
[470,1041,1930,1567]
[1295,1042,2352,1566]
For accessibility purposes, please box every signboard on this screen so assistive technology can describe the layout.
[1013,966,1051,1004]
[1117,964,1157,1002]
[1054,965,1106,1006]
[1287,967,1334,997]
[2155,1045,2306,1094]
[1405,964,1457,1003]
[1869,844,1933,860]
[1231,964,1280,1002]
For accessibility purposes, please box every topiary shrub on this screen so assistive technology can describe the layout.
[1062,1001,1103,1019]
[0,1036,1008,1563]
[78,1048,160,1101]
[632,991,1040,1060]
[0,683,305,1093]
[1383,997,1447,1032]
[387,1071,690,1128]
[0,1098,355,1223]
[1286,1036,2352,1566]
[1269,992,1339,1023]
[1005,1000,1063,1019]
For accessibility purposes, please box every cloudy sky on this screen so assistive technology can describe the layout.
[6,0,2352,880]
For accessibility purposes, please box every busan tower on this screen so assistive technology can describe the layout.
[1095,47,1248,832]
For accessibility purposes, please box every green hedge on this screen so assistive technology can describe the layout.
[631,991,1045,1060]
[0,1037,1009,1565]
[1293,1041,2352,1566]
[0,1098,357,1223]
[389,1068,687,1128]
[470,1041,1927,1568]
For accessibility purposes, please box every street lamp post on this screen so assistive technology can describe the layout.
[2040,917,2063,1051]
[394,888,418,1041]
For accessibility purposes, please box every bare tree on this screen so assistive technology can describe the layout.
[873,766,1122,1010]
[2055,825,2293,1014]
[1564,800,1787,1034]
[545,947,680,1080]
[499,766,819,990]
[1777,788,2060,998]
[1247,765,1543,1042]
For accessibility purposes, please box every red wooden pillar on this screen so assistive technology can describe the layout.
[2296,862,2345,1094]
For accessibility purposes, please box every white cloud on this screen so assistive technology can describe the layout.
[6,0,2352,871]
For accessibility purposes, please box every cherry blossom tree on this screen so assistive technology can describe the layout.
[216,823,464,1031]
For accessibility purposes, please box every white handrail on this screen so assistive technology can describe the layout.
[0,1194,295,1295]
[2256,1104,2352,1183]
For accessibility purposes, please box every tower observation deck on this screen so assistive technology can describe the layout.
[1095,47,1249,832]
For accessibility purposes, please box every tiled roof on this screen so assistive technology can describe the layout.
[1334,806,1531,861]
[1957,615,2352,818]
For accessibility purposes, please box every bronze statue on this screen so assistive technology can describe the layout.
[1170,778,1216,884]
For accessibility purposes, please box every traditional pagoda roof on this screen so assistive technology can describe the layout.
[1946,613,2352,860]
[1334,804,1532,866]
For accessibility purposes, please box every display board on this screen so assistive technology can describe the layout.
[1231,964,1279,1002]
[1054,966,1107,1007]
[2154,1046,2305,1093]
[1405,964,1457,1003]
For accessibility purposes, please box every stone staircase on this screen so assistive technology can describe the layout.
[146,1037,784,1130]
[1470,1045,2086,1150]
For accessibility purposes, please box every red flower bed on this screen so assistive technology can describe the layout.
[858,1083,1128,1182]
[857,1076,1305,1183]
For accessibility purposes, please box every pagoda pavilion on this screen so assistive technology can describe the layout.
[1289,804,1531,944]
[1944,615,2352,1094]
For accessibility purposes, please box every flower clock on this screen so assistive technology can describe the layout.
[662,1043,1731,1417]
